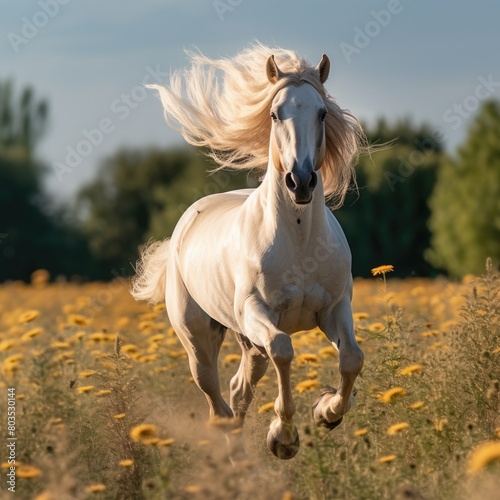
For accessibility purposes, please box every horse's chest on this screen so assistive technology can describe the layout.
[273,283,330,334]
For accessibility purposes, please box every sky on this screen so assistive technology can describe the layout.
[1,0,499,200]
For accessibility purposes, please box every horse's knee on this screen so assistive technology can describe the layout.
[340,344,364,377]
[267,333,294,364]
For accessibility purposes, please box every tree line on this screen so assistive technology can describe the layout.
[1,80,499,282]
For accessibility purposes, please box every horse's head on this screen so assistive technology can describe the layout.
[267,54,330,206]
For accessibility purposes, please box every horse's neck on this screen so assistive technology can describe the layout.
[257,163,327,244]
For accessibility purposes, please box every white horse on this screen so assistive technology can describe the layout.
[132,44,365,460]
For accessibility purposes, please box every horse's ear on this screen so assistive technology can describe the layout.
[315,54,330,84]
[266,55,283,83]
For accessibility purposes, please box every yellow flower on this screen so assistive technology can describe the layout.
[434,418,448,432]
[379,387,406,403]
[16,465,42,478]
[428,341,448,351]
[399,364,423,376]
[148,334,164,343]
[368,322,385,333]
[19,310,39,323]
[22,327,43,341]
[79,370,97,378]
[153,303,166,312]
[85,484,106,493]
[258,402,275,414]
[295,379,320,393]
[421,330,440,338]
[353,312,369,320]
[67,314,90,326]
[307,370,318,379]
[371,265,394,276]
[157,438,175,447]
[119,459,134,467]
[1,461,20,468]
[130,424,157,443]
[492,347,500,355]
[114,413,126,419]
[387,422,410,435]
[139,320,154,331]
[137,354,158,363]
[467,441,500,475]
[95,390,112,397]
[121,344,139,354]
[296,353,320,364]
[353,428,369,437]
[0,340,15,352]
[379,454,397,463]
[4,354,23,365]
[410,401,425,410]
[77,385,94,394]
[51,341,71,349]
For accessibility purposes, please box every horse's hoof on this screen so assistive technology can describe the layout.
[266,428,300,460]
[315,414,343,431]
[312,387,344,430]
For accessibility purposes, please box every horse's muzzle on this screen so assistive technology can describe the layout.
[285,171,317,204]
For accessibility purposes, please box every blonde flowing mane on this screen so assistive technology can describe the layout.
[148,43,365,207]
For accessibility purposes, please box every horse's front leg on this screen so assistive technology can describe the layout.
[313,296,364,429]
[240,296,300,460]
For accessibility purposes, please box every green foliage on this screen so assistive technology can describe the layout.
[428,101,500,276]
[78,148,250,276]
[0,80,48,156]
[0,81,92,282]
[336,119,442,277]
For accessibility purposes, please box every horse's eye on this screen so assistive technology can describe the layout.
[270,111,278,122]
[320,110,327,122]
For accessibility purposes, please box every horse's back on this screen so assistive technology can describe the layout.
[172,188,254,246]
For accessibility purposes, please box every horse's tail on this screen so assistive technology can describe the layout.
[130,239,170,304]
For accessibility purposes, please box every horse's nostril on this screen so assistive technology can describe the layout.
[309,172,318,190]
[285,172,298,192]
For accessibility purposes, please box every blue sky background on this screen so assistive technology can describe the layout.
[1,0,499,200]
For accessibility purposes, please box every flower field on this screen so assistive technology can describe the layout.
[0,263,499,499]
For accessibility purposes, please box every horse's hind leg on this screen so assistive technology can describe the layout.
[167,284,232,420]
[229,332,269,421]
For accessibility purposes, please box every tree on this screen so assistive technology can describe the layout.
[0,80,48,157]
[427,100,500,276]
[0,80,91,282]
[335,119,442,277]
